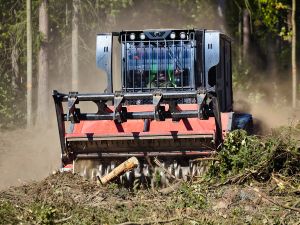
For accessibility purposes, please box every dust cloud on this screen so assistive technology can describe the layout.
[0,125,60,190]
[234,79,299,133]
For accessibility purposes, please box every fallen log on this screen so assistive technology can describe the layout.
[98,157,139,185]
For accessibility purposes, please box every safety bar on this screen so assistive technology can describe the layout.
[53,89,210,123]
[53,90,204,102]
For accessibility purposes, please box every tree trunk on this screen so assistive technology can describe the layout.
[238,10,242,65]
[72,0,79,91]
[37,0,49,125]
[292,0,297,108]
[217,0,225,31]
[26,0,33,127]
[243,9,250,61]
[11,42,19,91]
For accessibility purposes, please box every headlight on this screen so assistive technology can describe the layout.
[129,33,135,40]
[170,32,176,39]
[180,32,186,39]
[139,33,146,40]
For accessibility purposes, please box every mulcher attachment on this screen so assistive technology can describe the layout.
[53,89,233,186]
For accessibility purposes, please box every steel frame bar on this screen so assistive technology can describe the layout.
[75,151,216,159]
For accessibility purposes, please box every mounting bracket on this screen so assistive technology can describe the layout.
[196,88,208,120]
[113,92,125,123]
[67,92,80,123]
[153,91,164,121]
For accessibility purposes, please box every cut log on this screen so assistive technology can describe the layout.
[98,157,139,185]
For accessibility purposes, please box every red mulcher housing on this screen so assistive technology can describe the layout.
[53,29,252,186]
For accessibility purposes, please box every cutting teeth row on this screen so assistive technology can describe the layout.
[74,159,210,188]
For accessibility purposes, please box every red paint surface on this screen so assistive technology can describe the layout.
[65,104,232,139]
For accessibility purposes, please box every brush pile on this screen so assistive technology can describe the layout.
[208,127,300,191]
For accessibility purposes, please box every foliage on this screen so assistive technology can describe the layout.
[0,75,22,128]
[0,0,41,128]
[0,201,58,224]
[0,0,133,127]
[207,128,300,185]
[254,0,290,39]
[227,0,294,101]
[228,0,291,40]
[0,201,19,224]
[174,182,207,209]
[32,204,57,224]
[1,169,300,224]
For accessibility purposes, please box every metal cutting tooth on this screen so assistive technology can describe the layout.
[91,168,99,180]
[191,162,198,178]
[82,166,87,178]
[98,164,103,176]
[144,164,150,177]
[125,170,134,185]
[105,166,109,175]
[134,164,141,178]
[130,170,135,185]
[111,162,116,170]
[125,171,130,183]
[175,165,181,179]
[168,164,173,176]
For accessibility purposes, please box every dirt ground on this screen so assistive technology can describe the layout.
[0,172,299,224]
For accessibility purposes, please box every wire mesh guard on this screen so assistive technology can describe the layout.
[122,38,195,92]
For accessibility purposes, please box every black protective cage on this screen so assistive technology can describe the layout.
[120,29,196,92]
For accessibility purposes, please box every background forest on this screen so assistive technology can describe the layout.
[0,0,299,128]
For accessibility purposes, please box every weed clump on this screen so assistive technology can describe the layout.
[208,128,300,185]
[174,183,207,209]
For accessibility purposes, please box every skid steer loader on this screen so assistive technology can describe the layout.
[53,29,253,186]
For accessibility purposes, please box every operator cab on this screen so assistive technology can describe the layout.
[96,29,233,112]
